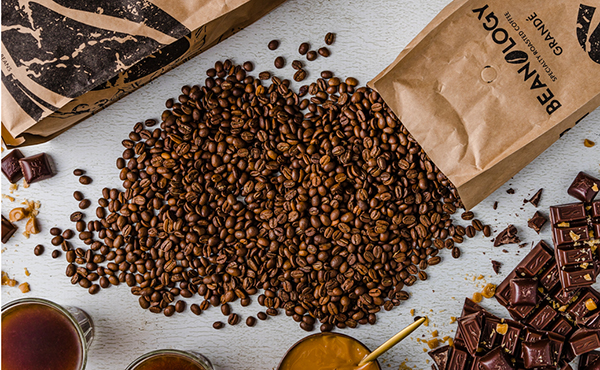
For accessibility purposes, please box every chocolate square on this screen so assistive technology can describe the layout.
[457,311,483,355]
[568,172,600,202]
[570,329,600,355]
[2,215,17,244]
[1,149,24,183]
[522,339,553,368]
[479,347,513,370]
[527,305,557,330]
[510,278,538,306]
[18,153,54,183]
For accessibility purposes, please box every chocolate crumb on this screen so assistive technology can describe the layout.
[493,225,521,247]
[493,201,498,210]
[502,249,509,253]
[524,188,543,207]
[491,260,502,274]
[506,188,515,194]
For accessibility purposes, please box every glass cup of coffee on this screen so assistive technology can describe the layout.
[277,332,382,370]
[125,349,214,370]
[2,297,94,370]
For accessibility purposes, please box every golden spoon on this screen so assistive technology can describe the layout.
[357,316,427,367]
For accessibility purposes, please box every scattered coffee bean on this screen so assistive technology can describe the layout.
[293,69,307,82]
[79,199,91,209]
[318,47,330,57]
[324,32,335,45]
[164,305,175,316]
[243,61,254,72]
[268,39,279,50]
[190,304,202,315]
[246,316,256,327]
[70,212,83,222]
[461,211,474,220]
[321,70,333,79]
[228,313,240,325]
[465,226,476,238]
[274,56,285,69]
[73,169,85,176]
[472,219,484,231]
[51,235,63,246]
[266,308,278,316]
[73,191,84,201]
[345,77,358,86]
[88,284,100,295]
[34,244,44,256]
[306,50,317,61]
[79,176,92,185]
[257,312,267,321]
[298,42,310,55]
[493,201,498,210]
[175,300,186,313]
[221,303,231,316]
[62,229,74,239]
[258,71,271,80]
[49,227,61,236]
[452,247,461,258]
[213,321,224,330]
[51,250,61,259]
[291,60,303,70]
[483,225,492,237]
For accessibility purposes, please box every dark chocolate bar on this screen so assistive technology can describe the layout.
[1,149,24,183]
[18,153,54,183]
[2,215,17,244]
[568,172,600,202]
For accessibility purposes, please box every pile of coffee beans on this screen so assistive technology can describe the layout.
[52,36,492,332]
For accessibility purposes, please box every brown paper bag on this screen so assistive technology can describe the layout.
[370,0,600,209]
[1,0,285,147]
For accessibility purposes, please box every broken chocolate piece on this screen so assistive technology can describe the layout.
[1,149,24,183]
[458,311,484,355]
[447,344,470,370]
[19,153,54,183]
[491,260,502,275]
[494,225,520,247]
[2,215,18,244]
[428,344,451,370]
[527,211,547,233]
[525,188,543,207]
[506,188,515,194]
[568,171,600,202]
[509,278,538,306]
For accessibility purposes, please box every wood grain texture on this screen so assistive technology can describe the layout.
[2,0,599,369]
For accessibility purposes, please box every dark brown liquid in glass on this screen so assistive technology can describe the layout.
[2,302,82,370]
[133,353,206,370]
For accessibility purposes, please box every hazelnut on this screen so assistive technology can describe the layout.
[9,207,28,222]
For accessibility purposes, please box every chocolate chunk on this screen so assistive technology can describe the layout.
[491,260,502,274]
[552,225,590,246]
[583,311,600,329]
[525,188,543,207]
[2,215,18,243]
[493,225,520,247]
[554,288,579,305]
[556,247,594,268]
[479,347,513,370]
[580,350,600,369]
[508,303,535,321]
[515,240,553,277]
[428,344,451,370]
[480,316,499,350]
[560,268,596,291]
[568,172,600,202]
[501,320,523,355]
[550,202,587,225]
[551,316,574,337]
[510,278,538,306]
[1,149,24,183]
[539,264,560,291]
[522,339,553,368]
[570,329,600,355]
[493,201,498,210]
[527,305,557,330]
[458,312,484,355]
[527,211,547,233]
[447,344,470,370]
[568,290,599,319]
[19,153,54,183]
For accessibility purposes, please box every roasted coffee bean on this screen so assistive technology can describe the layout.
[73,191,84,201]
[190,304,202,315]
[318,47,330,57]
[33,244,44,256]
[62,229,74,239]
[345,77,358,86]
[472,219,484,231]
[321,70,333,79]
[306,50,317,61]
[293,69,307,82]
[221,303,231,316]
[258,71,271,80]
[483,225,492,237]
[228,313,240,325]
[465,225,476,238]
[51,250,61,259]
[257,312,267,320]
[243,61,254,72]
[452,247,461,258]
[213,321,224,330]
[164,305,175,317]
[324,32,335,45]
[70,212,83,222]
[246,316,256,327]
[298,42,310,55]
[49,227,61,236]
[79,176,92,185]
[175,300,186,313]
[73,169,85,176]
[268,40,279,50]
[291,60,303,70]
[461,211,474,220]
[88,284,100,295]
[51,235,63,246]
[300,321,314,331]
[79,199,91,209]
[274,56,285,69]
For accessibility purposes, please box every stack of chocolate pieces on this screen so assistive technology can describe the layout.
[429,240,600,369]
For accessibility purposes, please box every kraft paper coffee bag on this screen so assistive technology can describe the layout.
[1,0,285,147]
[370,0,600,209]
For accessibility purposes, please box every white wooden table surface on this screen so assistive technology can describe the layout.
[2,0,600,369]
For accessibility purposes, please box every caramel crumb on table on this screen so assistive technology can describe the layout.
[18,282,30,293]
[584,138,596,147]
[1,271,18,287]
